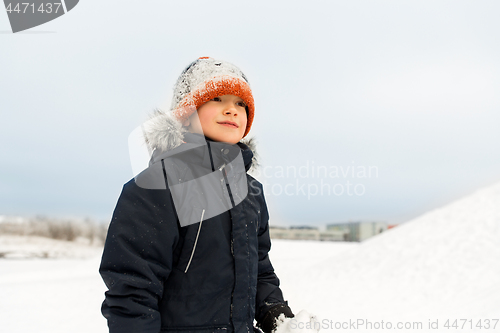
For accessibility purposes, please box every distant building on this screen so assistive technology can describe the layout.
[269,221,389,242]
[270,226,319,240]
[270,226,345,241]
[327,221,388,242]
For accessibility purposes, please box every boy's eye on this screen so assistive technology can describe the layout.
[211,97,222,102]
[236,101,246,108]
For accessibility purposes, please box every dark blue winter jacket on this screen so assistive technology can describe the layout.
[99,133,291,333]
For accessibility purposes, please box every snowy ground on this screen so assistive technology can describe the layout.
[1,181,499,332]
[0,235,102,259]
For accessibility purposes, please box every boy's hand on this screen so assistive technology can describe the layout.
[273,310,320,333]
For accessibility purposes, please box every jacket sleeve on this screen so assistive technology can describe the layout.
[99,179,179,333]
[254,187,294,333]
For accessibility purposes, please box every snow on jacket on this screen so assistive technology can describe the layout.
[99,113,290,333]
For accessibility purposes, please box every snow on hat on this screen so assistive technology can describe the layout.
[170,57,255,138]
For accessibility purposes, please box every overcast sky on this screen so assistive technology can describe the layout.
[1,0,500,226]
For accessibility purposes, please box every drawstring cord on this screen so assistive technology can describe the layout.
[184,209,205,273]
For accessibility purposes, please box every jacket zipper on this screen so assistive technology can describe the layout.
[228,208,235,332]
[207,140,235,331]
[184,209,205,273]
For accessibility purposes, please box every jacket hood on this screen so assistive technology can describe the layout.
[142,110,259,172]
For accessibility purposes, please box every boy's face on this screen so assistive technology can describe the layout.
[185,94,248,144]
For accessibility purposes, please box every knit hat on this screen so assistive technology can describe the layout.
[170,57,255,138]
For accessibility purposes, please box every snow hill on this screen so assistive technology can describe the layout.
[272,181,500,332]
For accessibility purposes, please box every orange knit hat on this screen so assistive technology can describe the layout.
[170,57,255,138]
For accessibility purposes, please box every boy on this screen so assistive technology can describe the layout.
[99,57,294,333]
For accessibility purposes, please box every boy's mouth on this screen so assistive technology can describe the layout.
[217,121,239,128]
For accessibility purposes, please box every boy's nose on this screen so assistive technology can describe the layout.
[224,104,238,115]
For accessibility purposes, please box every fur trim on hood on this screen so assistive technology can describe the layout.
[142,109,259,171]
[143,109,186,153]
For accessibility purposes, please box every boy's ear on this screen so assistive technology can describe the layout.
[182,118,190,127]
